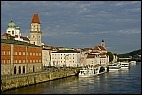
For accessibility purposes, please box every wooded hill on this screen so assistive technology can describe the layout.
[118,49,141,61]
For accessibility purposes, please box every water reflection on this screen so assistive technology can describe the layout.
[2,63,141,94]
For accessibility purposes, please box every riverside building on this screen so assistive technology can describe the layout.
[1,13,43,75]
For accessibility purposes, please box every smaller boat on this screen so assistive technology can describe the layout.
[108,63,121,71]
[120,62,130,69]
[130,61,136,65]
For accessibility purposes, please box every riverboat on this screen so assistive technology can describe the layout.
[120,62,130,69]
[78,65,107,77]
[108,63,121,71]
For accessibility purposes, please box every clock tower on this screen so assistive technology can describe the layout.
[30,13,42,46]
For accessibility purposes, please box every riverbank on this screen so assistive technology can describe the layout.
[1,67,80,92]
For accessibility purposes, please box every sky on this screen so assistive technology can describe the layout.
[1,1,141,54]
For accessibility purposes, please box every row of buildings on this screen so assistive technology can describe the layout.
[1,13,114,76]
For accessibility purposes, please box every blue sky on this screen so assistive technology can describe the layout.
[1,1,141,54]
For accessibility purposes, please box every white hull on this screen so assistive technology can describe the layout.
[121,67,129,69]
[108,63,121,71]
[120,62,130,69]
[130,61,136,65]
[79,74,98,77]
[78,66,107,77]
[109,69,120,71]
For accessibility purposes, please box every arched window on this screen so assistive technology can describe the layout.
[23,66,25,73]
[33,65,35,72]
[14,66,16,74]
[19,66,21,74]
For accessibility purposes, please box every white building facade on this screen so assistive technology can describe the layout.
[51,50,81,67]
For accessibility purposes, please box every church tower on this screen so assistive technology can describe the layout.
[101,39,105,47]
[30,13,42,46]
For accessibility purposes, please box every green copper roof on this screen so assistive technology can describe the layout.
[8,20,16,28]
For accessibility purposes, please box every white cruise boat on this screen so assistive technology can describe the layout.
[78,66,107,77]
[108,63,121,71]
[120,62,130,69]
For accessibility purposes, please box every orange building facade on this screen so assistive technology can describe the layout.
[1,39,42,75]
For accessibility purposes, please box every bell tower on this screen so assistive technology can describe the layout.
[30,13,42,46]
[101,39,105,47]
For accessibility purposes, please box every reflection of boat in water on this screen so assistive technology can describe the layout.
[108,63,121,71]
[120,62,130,69]
[78,65,107,77]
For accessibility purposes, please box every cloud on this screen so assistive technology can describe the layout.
[116,28,141,35]
[1,1,141,54]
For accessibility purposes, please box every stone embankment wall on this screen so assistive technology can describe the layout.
[1,67,80,92]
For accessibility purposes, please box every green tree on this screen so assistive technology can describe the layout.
[107,51,113,62]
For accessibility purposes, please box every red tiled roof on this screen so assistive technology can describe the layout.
[94,46,101,50]
[100,52,107,55]
[20,36,30,41]
[2,33,10,36]
[98,46,106,50]
[87,54,95,58]
[15,35,18,38]
[31,13,40,24]
[84,48,92,51]
[100,54,106,58]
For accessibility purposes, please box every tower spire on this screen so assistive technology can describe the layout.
[31,13,40,24]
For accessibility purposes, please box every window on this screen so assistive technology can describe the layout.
[19,52,21,55]
[39,53,41,56]
[15,52,17,55]
[12,31,14,35]
[3,51,5,55]
[23,52,25,55]
[23,60,25,63]
[19,60,21,63]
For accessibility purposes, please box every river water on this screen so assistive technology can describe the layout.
[2,62,141,94]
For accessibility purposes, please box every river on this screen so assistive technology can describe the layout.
[2,62,141,94]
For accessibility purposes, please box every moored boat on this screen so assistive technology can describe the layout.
[108,63,121,71]
[130,61,137,65]
[120,62,130,69]
[78,65,107,77]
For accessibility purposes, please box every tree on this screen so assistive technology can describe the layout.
[107,51,113,62]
